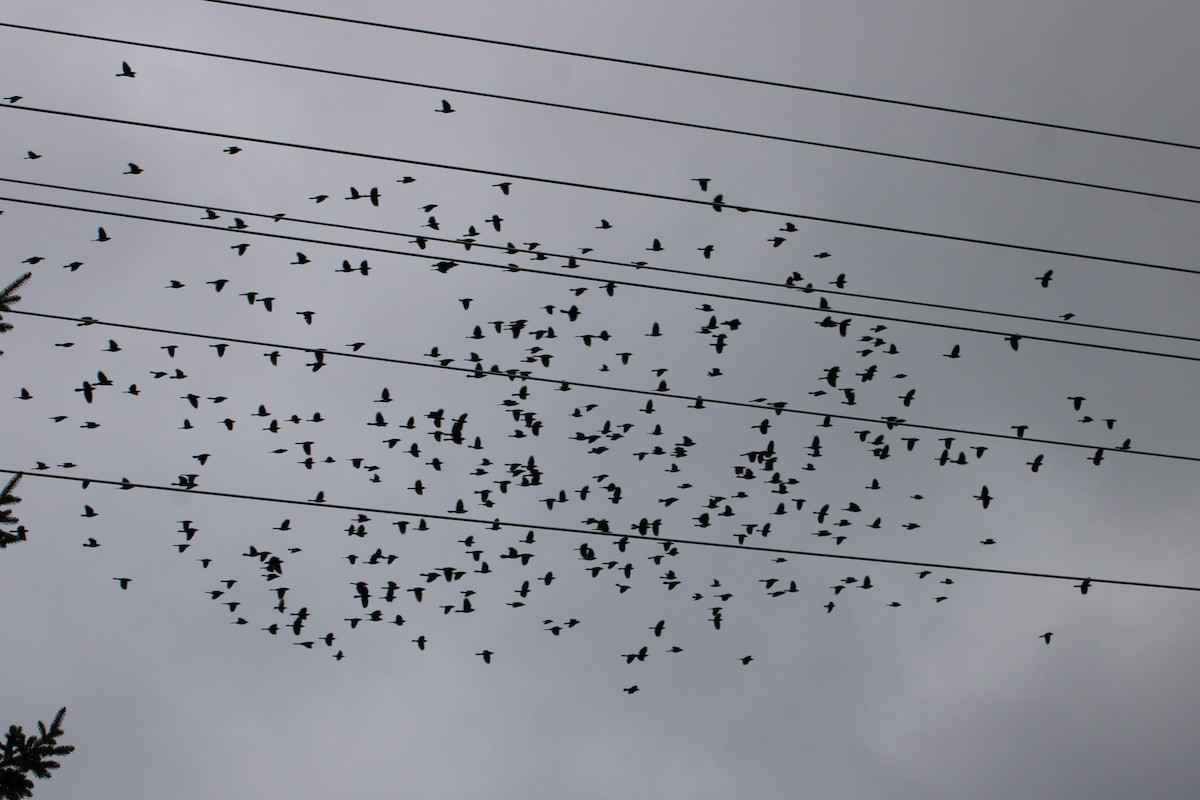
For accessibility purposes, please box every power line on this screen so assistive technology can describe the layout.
[4,468,1196,593]
[200,0,1200,154]
[7,307,1193,463]
[6,176,1197,347]
[3,22,1197,208]
[4,104,1198,278]
[5,193,1198,365]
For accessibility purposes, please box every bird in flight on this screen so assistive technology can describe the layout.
[974,486,993,509]
[436,99,455,113]
[116,61,136,78]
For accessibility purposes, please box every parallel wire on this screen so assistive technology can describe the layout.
[6,176,1198,346]
[7,308,1192,463]
[200,0,1200,153]
[5,193,1199,363]
[3,104,1198,278]
[3,468,1197,593]
[3,22,1198,207]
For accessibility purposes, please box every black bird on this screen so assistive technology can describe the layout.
[692,178,710,191]
[436,99,455,113]
[1036,270,1054,287]
[116,61,136,77]
[974,486,993,509]
[124,163,143,175]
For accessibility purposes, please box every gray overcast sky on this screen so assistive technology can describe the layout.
[2,1,1199,798]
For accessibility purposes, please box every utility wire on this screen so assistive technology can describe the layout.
[7,307,1192,463]
[4,104,1198,278]
[3,22,1197,208]
[4,193,1198,365]
[200,0,1200,154]
[3,468,1197,593]
[6,176,1197,346]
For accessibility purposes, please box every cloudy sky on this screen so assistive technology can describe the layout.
[2,0,1199,797]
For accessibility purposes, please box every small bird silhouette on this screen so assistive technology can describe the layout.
[116,61,136,77]
[974,485,993,509]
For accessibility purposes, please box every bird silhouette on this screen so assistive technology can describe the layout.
[974,486,993,509]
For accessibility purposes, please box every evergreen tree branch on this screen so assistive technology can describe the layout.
[0,272,31,344]
[0,473,23,549]
[0,708,74,799]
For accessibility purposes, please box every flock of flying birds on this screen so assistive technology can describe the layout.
[1,59,1134,692]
